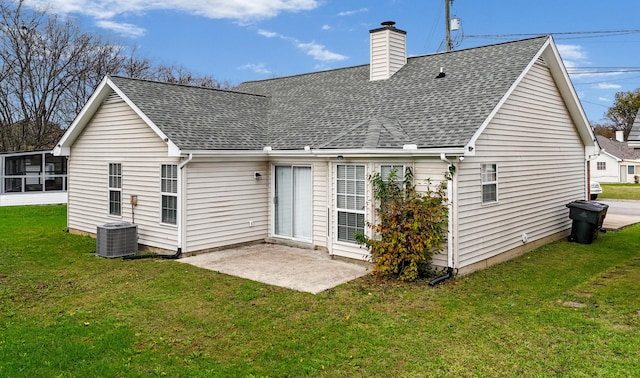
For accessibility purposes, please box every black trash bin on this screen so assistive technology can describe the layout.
[566,200,609,244]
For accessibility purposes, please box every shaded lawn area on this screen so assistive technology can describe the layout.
[1,205,639,377]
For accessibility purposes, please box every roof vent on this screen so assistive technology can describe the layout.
[369,21,407,81]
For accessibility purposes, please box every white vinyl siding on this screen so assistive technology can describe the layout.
[455,62,586,269]
[68,92,180,251]
[108,163,122,216]
[311,161,328,247]
[160,164,177,225]
[336,164,366,244]
[183,161,269,253]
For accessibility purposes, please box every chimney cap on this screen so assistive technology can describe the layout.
[369,21,406,35]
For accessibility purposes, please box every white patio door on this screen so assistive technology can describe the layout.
[274,166,312,241]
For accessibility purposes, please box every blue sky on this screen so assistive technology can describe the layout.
[23,0,640,123]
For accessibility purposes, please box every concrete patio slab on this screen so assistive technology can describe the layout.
[177,243,371,294]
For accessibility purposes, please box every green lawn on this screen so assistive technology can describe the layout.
[601,183,640,200]
[1,205,639,377]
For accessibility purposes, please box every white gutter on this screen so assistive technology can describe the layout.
[440,153,454,268]
[176,153,193,251]
[177,147,467,159]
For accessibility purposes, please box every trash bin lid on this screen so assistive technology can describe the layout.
[566,200,609,211]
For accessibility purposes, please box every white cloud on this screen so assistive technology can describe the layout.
[258,29,280,38]
[297,41,347,61]
[557,44,588,62]
[321,24,331,31]
[96,20,146,38]
[257,29,347,62]
[25,0,319,20]
[598,97,611,102]
[596,82,622,89]
[238,63,271,74]
[557,44,589,70]
[24,0,319,36]
[338,8,368,16]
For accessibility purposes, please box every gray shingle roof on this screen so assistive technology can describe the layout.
[235,36,548,150]
[109,76,267,150]
[596,135,640,160]
[109,37,548,151]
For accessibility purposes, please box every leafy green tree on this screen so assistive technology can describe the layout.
[356,168,449,281]
[605,88,640,141]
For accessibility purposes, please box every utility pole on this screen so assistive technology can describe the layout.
[445,0,453,51]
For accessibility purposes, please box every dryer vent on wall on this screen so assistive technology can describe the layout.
[96,222,138,258]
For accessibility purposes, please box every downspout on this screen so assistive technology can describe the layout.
[176,153,193,255]
[585,153,600,200]
[429,153,455,286]
[123,153,192,261]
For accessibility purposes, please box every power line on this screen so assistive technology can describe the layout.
[568,67,640,75]
[465,29,640,39]
[574,75,640,86]
[580,99,611,108]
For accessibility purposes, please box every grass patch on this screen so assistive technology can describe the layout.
[1,205,640,376]
[601,183,640,200]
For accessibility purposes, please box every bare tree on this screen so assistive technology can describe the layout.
[0,0,229,152]
[592,123,615,138]
[149,63,231,89]
[0,0,129,151]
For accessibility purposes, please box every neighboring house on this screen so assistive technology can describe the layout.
[628,110,640,156]
[0,150,67,206]
[591,132,640,183]
[54,23,597,274]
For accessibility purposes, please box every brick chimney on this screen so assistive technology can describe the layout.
[369,21,407,81]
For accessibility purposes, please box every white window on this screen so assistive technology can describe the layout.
[161,164,178,225]
[597,162,606,171]
[336,164,366,244]
[108,163,122,216]
[381,164,405,183]
[481,164,497,204]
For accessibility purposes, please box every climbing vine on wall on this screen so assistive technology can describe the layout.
[356,167,449,281]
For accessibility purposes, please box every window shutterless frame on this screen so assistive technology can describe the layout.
[380,164,405,183]
[160,164,178,225]
[336,164,366,244]
[108,163,122,216]
[481,163,497,204]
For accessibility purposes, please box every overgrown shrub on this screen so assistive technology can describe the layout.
[356,167,449,281]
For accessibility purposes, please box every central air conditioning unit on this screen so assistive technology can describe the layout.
[96,222,138,258]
